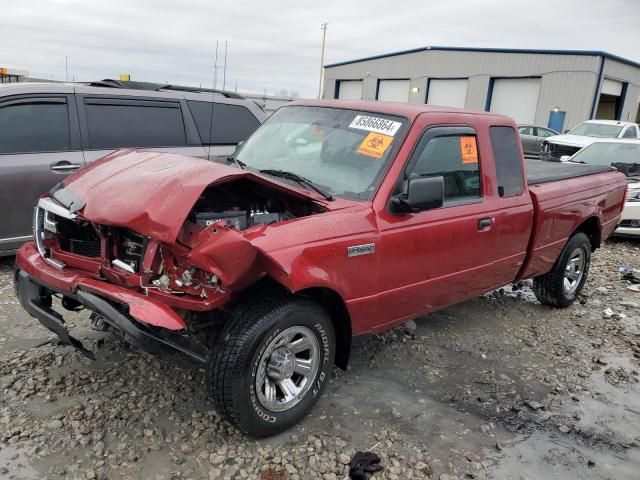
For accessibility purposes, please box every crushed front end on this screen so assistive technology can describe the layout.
[15,174,324,361]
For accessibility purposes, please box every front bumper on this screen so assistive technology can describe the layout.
[616,202,640,238]
[14,242,206,362]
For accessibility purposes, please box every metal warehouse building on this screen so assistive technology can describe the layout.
[322,46,640,132]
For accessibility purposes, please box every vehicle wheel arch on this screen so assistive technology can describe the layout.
[294,285,352,370]
[250,257,352,370]
[573,216,601,251]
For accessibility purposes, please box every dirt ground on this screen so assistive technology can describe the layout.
[1,238,640,480]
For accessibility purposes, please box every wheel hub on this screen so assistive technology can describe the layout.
[563,248,585,294]
[267,347,296,381]
[255,326,321,412]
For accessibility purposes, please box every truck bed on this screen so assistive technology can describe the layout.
[525,159,614,185]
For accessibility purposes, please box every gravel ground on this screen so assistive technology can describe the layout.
[1,238,640,480]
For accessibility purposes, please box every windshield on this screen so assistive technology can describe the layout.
[569,122,623,138]
[569,142,640,176]
[235,106,408,200]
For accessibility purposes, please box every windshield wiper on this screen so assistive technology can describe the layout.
[226,155,246,169]
[259,169,333,201]
[568,159,586,164]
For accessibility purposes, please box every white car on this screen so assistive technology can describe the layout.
[563,139,640,238]
[540,120,639,162]
[619,182,640,237]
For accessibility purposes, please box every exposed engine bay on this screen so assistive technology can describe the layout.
[186,178,321,232]
[37,177,327,304]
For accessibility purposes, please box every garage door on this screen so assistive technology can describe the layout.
[490,78,541,124]
[377,80,410,102]
[337,81,363,100]
[427,79,468,108]
[601,79,623,96]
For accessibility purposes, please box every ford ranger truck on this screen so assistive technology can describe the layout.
[14,100,627,437]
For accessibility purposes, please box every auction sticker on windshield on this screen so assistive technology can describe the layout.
[349,115,402,136]
[357,132,394,158]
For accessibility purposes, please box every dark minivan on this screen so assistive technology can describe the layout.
[0,80,266,256]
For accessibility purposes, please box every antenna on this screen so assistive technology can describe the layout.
[223,41,228,91]
[208,41,220,160]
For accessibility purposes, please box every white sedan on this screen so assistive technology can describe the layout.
[563,140,640,238]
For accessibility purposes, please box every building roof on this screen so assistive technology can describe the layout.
[325,46,640,70]
[290,98,513,122]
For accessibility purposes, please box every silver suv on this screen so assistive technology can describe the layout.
[0,80,266,256]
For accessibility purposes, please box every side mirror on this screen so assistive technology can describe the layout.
[564,129,570,134]
[560,155,571,162]
[390,176,444,214]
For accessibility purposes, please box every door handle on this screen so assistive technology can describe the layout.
[50,161,81,172]
[478,217,495,230]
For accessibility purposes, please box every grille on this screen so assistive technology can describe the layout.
[67,238,101,256]
[57,218,101,258]
[620,219,640,228]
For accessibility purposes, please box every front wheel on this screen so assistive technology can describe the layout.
[533,232,591,308]
[207,296,335,437]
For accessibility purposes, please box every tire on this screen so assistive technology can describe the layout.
[207,296,336,437]
[533,232,591,308]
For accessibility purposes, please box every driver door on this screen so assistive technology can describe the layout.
[374,121,530,329]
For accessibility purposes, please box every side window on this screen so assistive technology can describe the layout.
[622,126,638,138]
[408,134,481,203]
[84,98,187,149]
[187,101,260,145]
[537,128,554,138]
[0,100,70,154]
[518,126,532,136]
[490,126,524,197]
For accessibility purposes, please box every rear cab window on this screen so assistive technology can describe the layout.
[490,126,524,197]
[403,127,482,205]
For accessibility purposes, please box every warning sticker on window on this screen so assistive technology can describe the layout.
[357,132,394,158]
[349,115,402,136]
[460,137,478,164]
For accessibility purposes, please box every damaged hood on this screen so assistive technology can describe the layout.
[547,134,598,148]
[56,149,328,243]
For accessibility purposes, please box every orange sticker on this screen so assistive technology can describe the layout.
[357,132,394,159]
[460,137,478,164]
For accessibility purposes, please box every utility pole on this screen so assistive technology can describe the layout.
[223,40,228,91]
[318,22,328,99]
[235,78,238,93]
[65,56,69,82]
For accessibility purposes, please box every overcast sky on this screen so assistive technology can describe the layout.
[2,0,639,97]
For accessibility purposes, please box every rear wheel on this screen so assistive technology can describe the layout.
[207,296,335,437]
[533,232,591,307]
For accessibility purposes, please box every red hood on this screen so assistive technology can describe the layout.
[61,149,334,243]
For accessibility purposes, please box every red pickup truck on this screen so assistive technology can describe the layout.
[14,100,627,436]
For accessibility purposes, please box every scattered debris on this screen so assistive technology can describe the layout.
[619,266,640,284]
[348,451,384,480]
[526,400,544,410]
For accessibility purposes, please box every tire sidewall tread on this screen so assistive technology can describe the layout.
[533,232,591,308]
[207,295,335,437]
